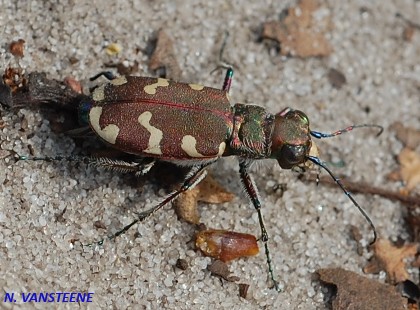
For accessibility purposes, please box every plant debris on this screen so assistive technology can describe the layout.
[302,174,420,207]
[386,123,420,193]
[63,76,83,94]
[148,30,181,79]
[396,12,420,42]
[208,260,240,282]
[3,67,26,94]
[195,229,259,262]
[364,238,418,283]
[238,283,250,299]
[175,258,188,271]
[9,39,25,58]
[396,148,420,193]
[391,122,420,151]
[349,225,364,256]
[261,0,332,57]
[328,68,347,89]
[318,268,407,310]
[173,174,235,224]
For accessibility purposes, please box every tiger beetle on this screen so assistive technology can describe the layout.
[20,67,383,291]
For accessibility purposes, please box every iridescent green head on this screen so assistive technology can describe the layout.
[270,108,312,169]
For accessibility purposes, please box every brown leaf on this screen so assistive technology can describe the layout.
[149,30,181,80]
[9,39,25,58]
[174,174,235,224]
[364,238,418,283]
[391,122,420,151]
[261,0,332,57]
[175,188,200,224]
[208,260,240,282]
[238,283,250,299]
[318,268,407,310]
[398,148,420,192]
[196,174,235,204]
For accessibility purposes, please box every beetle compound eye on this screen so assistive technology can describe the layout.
[296,110,309,125]
[278,144,306,169]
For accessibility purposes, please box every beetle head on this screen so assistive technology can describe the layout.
[270,108,312,169]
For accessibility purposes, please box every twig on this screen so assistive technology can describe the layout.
[302,174,420,208]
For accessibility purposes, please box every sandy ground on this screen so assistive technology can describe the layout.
[1,0,419,309]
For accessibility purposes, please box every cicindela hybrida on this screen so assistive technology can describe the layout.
[16,67,383,291]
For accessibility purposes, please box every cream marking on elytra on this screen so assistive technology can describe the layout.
[138,111,163,155]
[218,142,226,156]
[226,91,232,103]
[110,76,128,86]
[92,85,105,102]
[181,135,206,158]
[188,83,204,91]
[144,78,169,95]
[89,107,120,144]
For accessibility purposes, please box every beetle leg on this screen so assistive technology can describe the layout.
[136,164,210,220]
[17,155,155,176]
[100,161,216,243]
[222,67,234,92]
[238,159,280,291]
[88,157,155,176]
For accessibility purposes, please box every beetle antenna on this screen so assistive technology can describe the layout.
[307,156,377,245]
[311,124,383,139]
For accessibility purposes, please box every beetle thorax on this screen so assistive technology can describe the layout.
[226,104,275,159]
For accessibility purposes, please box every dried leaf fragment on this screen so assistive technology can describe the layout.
[238,283,250,299]
[9,39,25,58]
[261,0,332,57]
[208,260,240,282]
[318,268,407,310]
[364,238,418,283]
[399,148,420,192]
[3,67,26,93]
[391,122,420,151]
[63,76,83,94]
[174,174,235,224]
[149,30,181,80]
